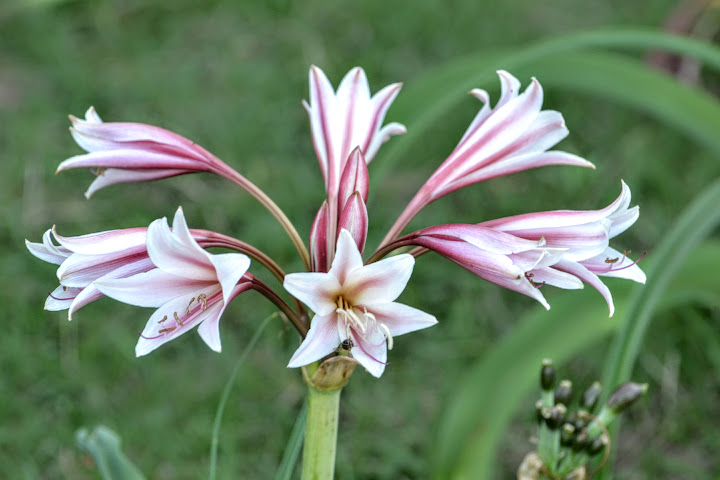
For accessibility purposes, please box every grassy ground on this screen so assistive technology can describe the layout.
[2,0,719,478]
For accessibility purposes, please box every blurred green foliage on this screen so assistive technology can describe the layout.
[2,0,719,479]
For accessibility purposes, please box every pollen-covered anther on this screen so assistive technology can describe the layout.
[173,312,184,326]
[197,293,208,311]
[158,326,176,334]
[185,296,196,314]
[157,315,168,324]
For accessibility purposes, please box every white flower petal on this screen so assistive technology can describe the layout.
[328,229,364,284]
[95,269,213,308]
[146,214,215,281]
[209,253,251,304]
[350,328,388,378]
[343,254,414,306]
[365,302,438,337]
[287,313,341,368]
[283,272,341,316]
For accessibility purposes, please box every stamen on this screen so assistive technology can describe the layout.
[355,338,389,366]
[197,293,208,311]
[159,327,176,334]
[47,291,76,301]
[523,272,546,289]
[62,286,67,291]
[173,312,184,326]
[157,315,168,324]
[609,251,647,272]
[604,257,620,264]
[379,323,394,350]
[138,331,164,340]
[90,167,107,176]
[185,297,196,315]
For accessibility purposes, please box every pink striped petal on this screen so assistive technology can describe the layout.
[283,272,341,316]
[580,247,646,284]
[209,253,251,304]
[68,284,105,319]
[45,285,81,311]
[338,193,368,254]
[134,286,223,356]
[343,253,414,306]
[52,227,146,255]
[196,282,254,352]
[83,168,194,198]
[349,328,387,378]
[26,230,71,265]
[95,269,214,308]
[57,150,207,172]
[414,224,544,255]
[57,250,149,287]
[365,302,438,337]
[310,201,329,272]
[145,212,215,281]
[554,259,615,316]
[338,147,370,208]
[328,229,364,284]
[526,267,584,289]
[286,313,341,368]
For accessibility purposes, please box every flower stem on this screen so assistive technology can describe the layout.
[301,382,341,480]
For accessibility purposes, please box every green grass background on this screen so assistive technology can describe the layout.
[1,0,719,478]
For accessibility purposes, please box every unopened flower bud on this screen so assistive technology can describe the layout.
[607,382,648,413]
[545,404,566,430]
[581,381,602,412]
[560,423,575,447]
[540,359,556,391]
[572,429,588,452]
[535,400,544,424]
[554,380,573,406]
[586,434,608,456]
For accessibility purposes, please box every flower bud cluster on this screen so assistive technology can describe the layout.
[529,359,648,479]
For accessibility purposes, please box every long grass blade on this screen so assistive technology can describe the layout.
[273,401,308,480]
[209,313,276,480]
[432,241,720,480]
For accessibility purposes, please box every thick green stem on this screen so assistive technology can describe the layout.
[300,357,357,480]
[301,384,341,480]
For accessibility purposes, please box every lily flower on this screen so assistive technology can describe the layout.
[380,71,595,247]
[480,181,646,315]
[94,207,251,356]
[305,68,404,263]
[398,224,574,310]
[304,66,405,197]
[26,226,154,318]
[284,230,437,377]
[57,107,242,198]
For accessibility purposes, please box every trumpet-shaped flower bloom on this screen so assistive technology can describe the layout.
[406,224,575,310]
[27,226,154,317]
[424,71,595,201]
[381,71,596,246]
[57,107,237,198]
[284,230,437,377]
[94,208,251,356]
[480,181,645,315]
[304,66,405,198]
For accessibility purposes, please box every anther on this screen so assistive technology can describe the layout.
[157,315,168,324]
[604,256,620,264]
[158,327,176,334]
[379,323,394,350]
[197,293,208,311]
[185,297,196,314]
[173,312,184,326]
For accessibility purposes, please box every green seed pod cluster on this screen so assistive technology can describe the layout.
[530,359,649,479]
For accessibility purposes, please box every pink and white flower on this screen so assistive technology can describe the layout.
[379,71,596,247]
[304,66,405,198]
[57,107,239,198]
[26,226,153,318]
[402,224,574,310]
[284,230,437,377]
[94,207,251,356]
[480,181,645,315]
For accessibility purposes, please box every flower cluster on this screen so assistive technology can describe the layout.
[28,66,644,377]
